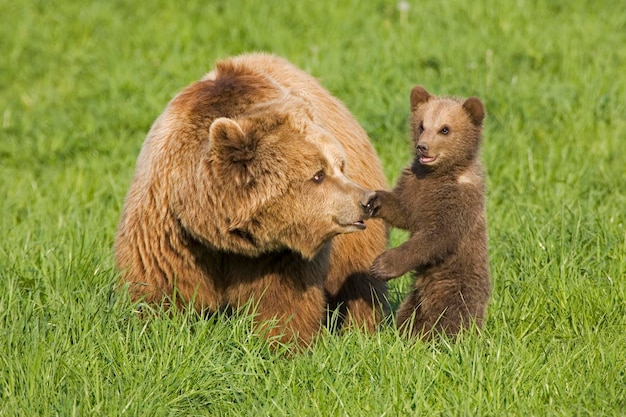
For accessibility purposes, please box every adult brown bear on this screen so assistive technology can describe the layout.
[115,53,388,346]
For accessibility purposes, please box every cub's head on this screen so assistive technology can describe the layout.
[197,99,375,259]
[409,86,485,172]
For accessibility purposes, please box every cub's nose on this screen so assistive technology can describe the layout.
[417,142,429,154]
[359,190,377,212]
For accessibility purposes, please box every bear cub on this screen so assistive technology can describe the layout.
[364,86,490,340]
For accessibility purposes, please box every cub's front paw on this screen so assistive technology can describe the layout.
[370,252,402,281]
[361,192,382,218]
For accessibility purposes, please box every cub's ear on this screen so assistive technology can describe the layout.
[209,117,256,186]
[462,97,485,127]
[410,85,432,111]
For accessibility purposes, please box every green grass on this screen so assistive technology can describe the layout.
[1,0,625,415]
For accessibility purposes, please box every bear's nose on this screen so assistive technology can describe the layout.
[417,142,429,154]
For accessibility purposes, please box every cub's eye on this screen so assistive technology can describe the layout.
[440,126,450,135]
[418,122,424,132]
[312,170,325,184]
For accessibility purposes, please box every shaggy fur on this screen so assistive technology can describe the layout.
[365,86,490,340]
[115,53,389,346]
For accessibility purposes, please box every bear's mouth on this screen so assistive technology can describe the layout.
[337,219,367,232]
[352,220,366,230]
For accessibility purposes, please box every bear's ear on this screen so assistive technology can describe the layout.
[462,97,485,127]
[209,117,256,186]
[410,85,432,111]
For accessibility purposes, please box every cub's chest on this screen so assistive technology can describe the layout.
[397,172,458,209]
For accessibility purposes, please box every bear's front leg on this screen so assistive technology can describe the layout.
[255,291,326,348]
[227,273,326,348]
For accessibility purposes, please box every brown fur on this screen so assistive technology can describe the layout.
[364,86,490,340]
[115,53,389,346]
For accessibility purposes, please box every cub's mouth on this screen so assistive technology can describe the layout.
[419,154,437,164]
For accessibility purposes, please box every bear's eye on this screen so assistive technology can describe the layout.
[440,126,449,135]
[312,170,325,184]
[418,122,424,133]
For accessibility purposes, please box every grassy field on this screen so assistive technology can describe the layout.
[1,0,625,415]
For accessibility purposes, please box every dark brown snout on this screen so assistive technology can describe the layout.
[417,142,429,154]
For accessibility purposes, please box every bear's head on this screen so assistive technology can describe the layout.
[409,86,484,172]
[184,97,376,260]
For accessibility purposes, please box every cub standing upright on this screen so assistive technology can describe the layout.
[365,86,490,340]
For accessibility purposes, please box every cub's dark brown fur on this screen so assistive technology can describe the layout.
[365,86,490,340]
